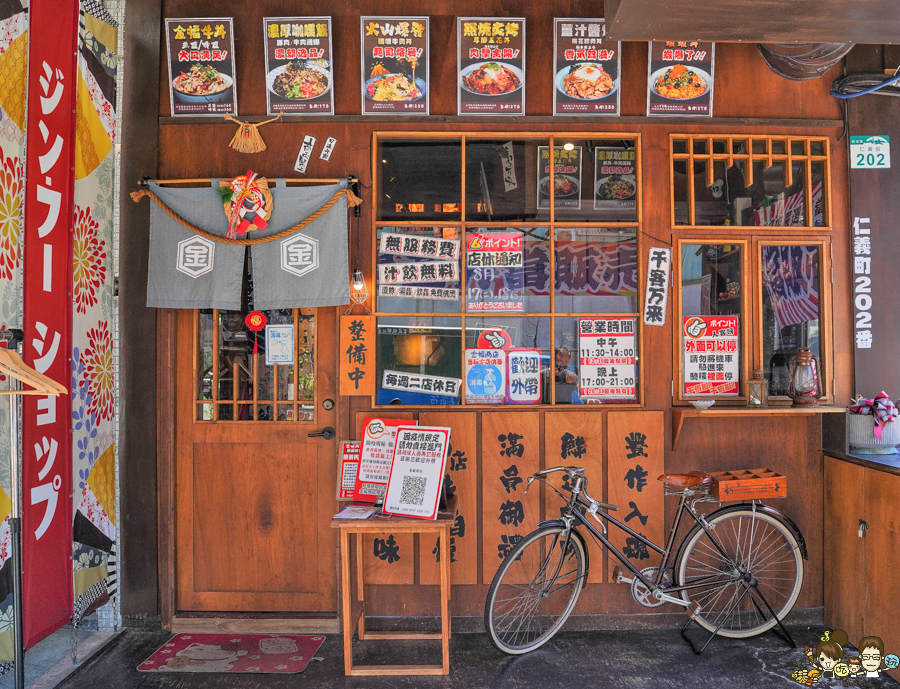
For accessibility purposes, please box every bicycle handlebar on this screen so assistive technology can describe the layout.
[526,466,618,511]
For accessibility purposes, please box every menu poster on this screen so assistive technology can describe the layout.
[647,40,715,117]
[579,317,638,401]
[465,348,507,404]
[458,17,526,116]
[594,147,637,212]
[553,19,620,116]
[465,231,525,312]
[506,349,542,404]
[354,417,418,502]
[263,17,334,116]
[538,146,583,210]
[382,427,451,519]
[338,441,361,500]
[361,16,429,115]
[165,18,238,117]
[682,315,739,396]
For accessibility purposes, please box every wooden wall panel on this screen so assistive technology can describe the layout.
[543,412,604,583]
[419,412,478,585]
[606,411,664,580]
[355,411,415,584]
[481,412,540,585]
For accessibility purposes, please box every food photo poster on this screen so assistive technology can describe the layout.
[361,16,429,115]
[264,17,333,115]
[165,18,237,116]
[647,40,715,117]
[553,19,620,116]
[458,18,525,115]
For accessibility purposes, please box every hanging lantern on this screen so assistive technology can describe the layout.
[747,368,769,407]
[245,310,267,355]
[788,347,821,407]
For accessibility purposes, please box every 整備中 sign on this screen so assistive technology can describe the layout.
[339,315,374,396]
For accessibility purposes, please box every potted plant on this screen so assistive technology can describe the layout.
[848,391,900,454]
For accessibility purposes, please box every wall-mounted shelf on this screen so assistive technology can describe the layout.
[672,405,845,449]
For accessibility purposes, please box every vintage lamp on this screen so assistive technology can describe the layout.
[747,368,769,407]
[788,347,822,407]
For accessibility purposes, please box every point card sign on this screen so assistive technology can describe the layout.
[682,315,739,395]
[458,17,525,115]
[263,17,333,115]
[647,40,714,117]
[579,317,638,401]
[383,427,451,519]
[354,417,418,502]
[554,19,620,116]
[165,18,238,116]
[338,441,361,500]
[594,147,637,212]
[361,16,429,115]
[466,232,525,312]
[465,348,507,404]
[538,146,583,210]
[507,349,542,404]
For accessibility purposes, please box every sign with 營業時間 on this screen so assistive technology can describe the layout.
[579,317,637,401]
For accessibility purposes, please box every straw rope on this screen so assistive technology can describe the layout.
[130,185,362,245]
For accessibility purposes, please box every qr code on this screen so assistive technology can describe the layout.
[399,475,427,506]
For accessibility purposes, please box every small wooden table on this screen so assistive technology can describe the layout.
[331,498,455,676]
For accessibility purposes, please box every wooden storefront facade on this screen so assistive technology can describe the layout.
[120,1,855,633]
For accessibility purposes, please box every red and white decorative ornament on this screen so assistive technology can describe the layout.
[221,171,273,239]
[245,310,267,354]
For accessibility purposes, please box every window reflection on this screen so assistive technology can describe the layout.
[761,245,820,396]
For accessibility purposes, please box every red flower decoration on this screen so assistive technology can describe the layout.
[245,311,267,331]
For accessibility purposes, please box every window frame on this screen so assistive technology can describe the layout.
[371,131,645,408]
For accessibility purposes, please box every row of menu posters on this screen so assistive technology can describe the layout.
[165,16,714,118]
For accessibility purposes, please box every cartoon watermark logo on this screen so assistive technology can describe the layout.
[788,629,898,685]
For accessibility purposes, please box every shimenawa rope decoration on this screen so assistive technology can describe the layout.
[223,112,283,153]
[130,185,362,246]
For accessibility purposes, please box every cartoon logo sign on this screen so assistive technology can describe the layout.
[683,316,707,339]
[476,328,513,349]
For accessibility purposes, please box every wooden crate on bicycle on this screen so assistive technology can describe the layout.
[709,468,787,501]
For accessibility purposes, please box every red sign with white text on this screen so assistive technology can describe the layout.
[22,0,78,646]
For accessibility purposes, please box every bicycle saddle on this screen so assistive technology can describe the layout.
[657,471,712,487]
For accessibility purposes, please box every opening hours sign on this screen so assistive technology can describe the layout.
[578,317,637,401]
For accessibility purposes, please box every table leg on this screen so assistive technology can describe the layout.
[356,532,367,640]
[340,528,353,676]
[440,525,450,675]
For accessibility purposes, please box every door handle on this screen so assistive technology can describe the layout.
[307,426,336,440]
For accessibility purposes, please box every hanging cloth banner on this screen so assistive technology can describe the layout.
[23,0,79,646]
[250,180,350,310]
[139,178,357,309]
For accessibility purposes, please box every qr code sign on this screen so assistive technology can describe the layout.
[399,475,427,506]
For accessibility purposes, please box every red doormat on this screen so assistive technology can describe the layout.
[138,633,325,673]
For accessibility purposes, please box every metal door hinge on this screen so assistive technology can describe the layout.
[113,276,119,297]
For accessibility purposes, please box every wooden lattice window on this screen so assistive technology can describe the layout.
[194,308,316,422]
[670,135,830,229]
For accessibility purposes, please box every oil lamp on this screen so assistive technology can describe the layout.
[788,347,821,407]
[747,368,768,407]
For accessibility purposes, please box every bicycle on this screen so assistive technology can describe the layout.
[484,466,807,655]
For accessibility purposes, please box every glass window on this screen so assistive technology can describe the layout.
[761,245,821,396]
[464,139,549,223]
[552,138,638,223]
[376,318,462,405]
[377,140,462,221]
[554,228,638,313]
[196,308,314,421]
[465,317,549,405]
[465,227,550,313]
[680,243,743,397]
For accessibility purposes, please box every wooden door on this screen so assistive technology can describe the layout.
[823,457,864,644]
[174,308,338,613]
[864,468,900,682]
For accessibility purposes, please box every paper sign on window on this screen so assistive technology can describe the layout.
[507,349,542,404]
[579,317,638,401]
[382,426,450,519]
[682,315,739,395]
[354,417,418,502]
[338,441,361,500]
[465,348,507,404]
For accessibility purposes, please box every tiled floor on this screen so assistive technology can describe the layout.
[54,625,899,689]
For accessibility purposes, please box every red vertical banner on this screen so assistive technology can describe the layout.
[22,0,78,645]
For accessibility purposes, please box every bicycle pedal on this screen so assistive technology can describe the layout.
[686,601,702,619]
[612,566,633,585]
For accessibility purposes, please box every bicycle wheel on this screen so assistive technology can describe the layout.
[674,508,803,638]
[484,525,587,654]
